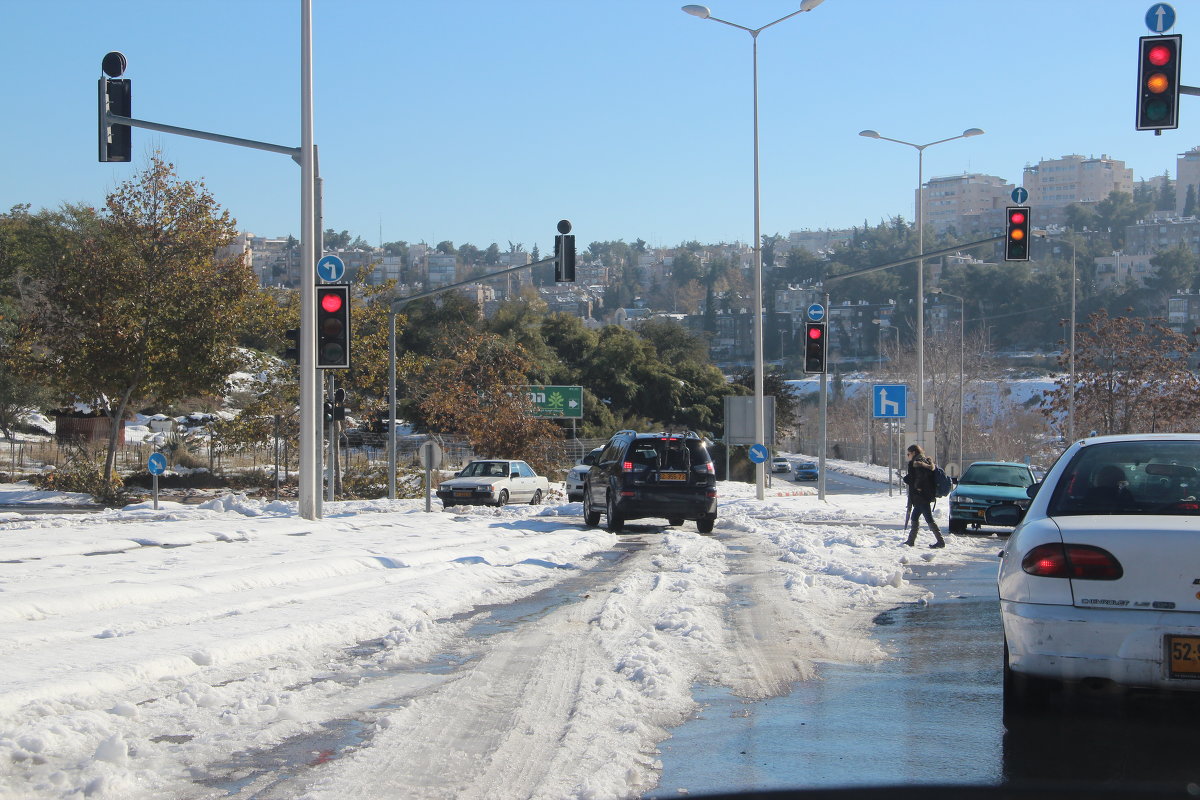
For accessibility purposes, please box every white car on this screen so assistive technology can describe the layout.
[566,447,604,503]
[436,459,549,507]
[992,433,1200,710]
[770,457,791,474]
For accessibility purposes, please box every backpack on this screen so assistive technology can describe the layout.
[932,466,953,498]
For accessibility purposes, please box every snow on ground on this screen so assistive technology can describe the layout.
[0,464,1001,800]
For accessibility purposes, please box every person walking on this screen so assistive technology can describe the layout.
[904,444,945,548]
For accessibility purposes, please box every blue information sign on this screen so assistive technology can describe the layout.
[1146,3,1176,33]
[147,453,167,475]
[872,384,908,419]
[807,303,825,322]
[317,255,346,282]
[748,443,770,464]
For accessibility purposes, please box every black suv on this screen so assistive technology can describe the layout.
[582,430,717,533]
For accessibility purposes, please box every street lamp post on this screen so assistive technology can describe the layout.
[930,288,965,473]
[684,1,827,500]
[858,127,983,455]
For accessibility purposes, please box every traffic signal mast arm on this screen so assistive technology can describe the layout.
[103,110,303,161]
[390,256,557,313]
[821,234,1005,285]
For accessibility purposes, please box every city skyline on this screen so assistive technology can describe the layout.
[6,1,1197,253]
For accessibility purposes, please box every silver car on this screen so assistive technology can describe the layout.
[993,433,1200,711]
[566,447,603,503]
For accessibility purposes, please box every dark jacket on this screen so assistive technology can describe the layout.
[906,454,936,502]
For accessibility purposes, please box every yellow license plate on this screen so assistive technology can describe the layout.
[1166,635,1200,679]
[454,491,472,498]
[660,472,686,481]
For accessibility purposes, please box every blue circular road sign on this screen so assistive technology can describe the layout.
[748,443,770,464]
[1011,187,1029,205]
[1146,3,1176,33]
[317,255,346,282]
[147,453,167,475]
[807,303,825,322]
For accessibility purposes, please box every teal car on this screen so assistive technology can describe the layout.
[946,461,1037,534]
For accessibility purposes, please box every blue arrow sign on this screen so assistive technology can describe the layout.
[317,255,346,282]
[1011,187,1029,205]
[748,443,770,464]
[147,452,167,475]
[1146,3,1175,33]
[873,384,908,419]
[807,303,825,322]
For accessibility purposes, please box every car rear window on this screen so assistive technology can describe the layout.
[1048,441,1200,517]
[631,437,711,470]
[960,465,1033,488]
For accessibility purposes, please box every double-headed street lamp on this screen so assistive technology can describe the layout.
[858,127,983,454]
[683,0,827,501]
[930,288,965,473]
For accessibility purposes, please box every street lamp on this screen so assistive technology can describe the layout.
[684,1,828,500]
[930,288,965,474]
[858,127,983,455]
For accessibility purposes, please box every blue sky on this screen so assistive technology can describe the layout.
[5,1,1194,254]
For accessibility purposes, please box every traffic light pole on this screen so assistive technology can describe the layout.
[99,2,323,518]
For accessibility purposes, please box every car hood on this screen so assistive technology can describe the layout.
[952,483,1028,502]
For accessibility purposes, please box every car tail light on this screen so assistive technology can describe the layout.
[622,461,634,472]
[1021,543,1123,580]
[706,489,717,498]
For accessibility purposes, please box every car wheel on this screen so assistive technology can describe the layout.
[495,490,509,507]
[696,517,715,534]
[948,518,968,534]
[667,518,684,527]
[605,493,624,533]
[582,481,601,526]
[529,489,543,505]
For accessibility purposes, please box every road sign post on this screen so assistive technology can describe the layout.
[147,452,167,510]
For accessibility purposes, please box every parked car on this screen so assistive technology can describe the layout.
[991,433,1200,711]
[583,430,717,533]
[793,461,819,482]
[946,461,1037,533]
[436,459,549,507]
[566,447,604,503]
[770,457,791,474]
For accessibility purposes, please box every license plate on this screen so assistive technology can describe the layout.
[1166,635,1200,679]
[660,472,686,482]
[454,491,472,498]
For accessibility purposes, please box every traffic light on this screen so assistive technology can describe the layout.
[554,233,576,282]
[1005,206,1030,262]
[333,387,347,421]
[316,284,350,369]
[1137,34,1181,132]
[98,78,131,162]
[284,328,300,364]
[804,322,827,374]
[98,51,131,163]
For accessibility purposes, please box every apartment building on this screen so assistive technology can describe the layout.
[1022,154,1133,207]
[922,173,1015,234]
[1176,147,1200,216]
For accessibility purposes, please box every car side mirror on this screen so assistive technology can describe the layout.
[985,503,1025,527]
[1026,482,1041,499]
[454,471,462,477]
[511,472,519,479]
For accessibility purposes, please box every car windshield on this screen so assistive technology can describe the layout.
[797,463,817,470]
[959,464,1033,488]
[1048,441,1200,516]
[460,461,508,478]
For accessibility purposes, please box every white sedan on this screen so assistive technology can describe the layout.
[992,433,1200,711]
[436,460,549,507]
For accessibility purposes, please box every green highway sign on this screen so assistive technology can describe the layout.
[523,385,583,419]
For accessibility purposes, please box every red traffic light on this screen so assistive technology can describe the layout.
[808,326,824,340]
[1009,210,1025,225]
[320,291,344,313]
[1148,45,1172,66]
[1005,205,1030,261]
